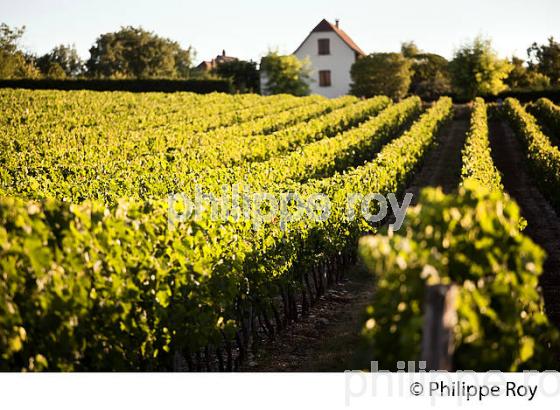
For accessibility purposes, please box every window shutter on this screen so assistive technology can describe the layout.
[319,70,332,87]
[318,39,330,55]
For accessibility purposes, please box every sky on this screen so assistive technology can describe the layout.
[1,0,559,64]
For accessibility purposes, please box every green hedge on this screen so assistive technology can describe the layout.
[491,88,560,104]
[0,79,232,94]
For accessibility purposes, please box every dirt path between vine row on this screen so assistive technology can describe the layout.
[242,106,470,372]
[406,105,470,200]
[489,120,560,326]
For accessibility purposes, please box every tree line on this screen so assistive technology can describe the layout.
[261,37,560,100]
[0,24,195,80]
[2,22,559,99]
[0,23,263,92]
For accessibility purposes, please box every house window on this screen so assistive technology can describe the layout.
[319,70,332,87]
[318,38,330,55]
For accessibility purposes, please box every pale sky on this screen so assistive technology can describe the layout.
[1,0,558,64]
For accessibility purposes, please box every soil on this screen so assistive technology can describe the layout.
[240,266,375,372]
[407,105,470,199]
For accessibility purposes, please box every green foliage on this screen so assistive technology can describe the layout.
[191,97,420,192]
[211,96,386,165]
[0,196,246,370]
[36,44,84,78]
[399,41,451,100]
[1,90,383,204]
[524,72,551,89]
[246,97,420,184]
[214,60,260,93]
[506,57,551,90]
[528,37,560,85]
[527,97,560,137]
[310,97,452,263]
[503,98,560,210]
[449,37,513,99]
[0,92,451,370]
[86,26,193,79]
[461,98,503,190]
[0,23,23,53]
[259,51,310,96]
[400,41,420,58]
[359,99,559,370]
[45,63,67,79]
[184,96,391,181]
[0,23,41,79]
[491,88,560,104]
[0,78,231,93]
[409,53,452,100]
[350,53,413,100]
[358,182,559,371]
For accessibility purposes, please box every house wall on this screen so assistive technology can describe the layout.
[294,31,357,98]
[259,71,270,96]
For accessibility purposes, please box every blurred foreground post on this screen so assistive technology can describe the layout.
[421,284,458,370]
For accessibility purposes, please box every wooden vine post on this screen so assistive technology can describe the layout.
[421,284,458,371]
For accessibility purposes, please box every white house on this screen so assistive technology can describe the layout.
[293,19,365,98]
[260,19,365,98]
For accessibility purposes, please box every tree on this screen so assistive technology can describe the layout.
[0,23,40,79]
[506,56,550,89]
[527,37,560,85]
[525,71,551,89]
[409,53,452,100]
[259,51,310,96]
[506,56,530,88]
[45,62,67,79]
[400,42,451,99]
[36,44,83,77]
[86,26,193,78]
[174,48,192,79]
[215,59,259,93]
[449,37,512,99]
[350,52,412,100]
[401,41,420,58]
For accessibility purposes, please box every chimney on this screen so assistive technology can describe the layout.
[335,19,340,28]
[222,49,226,57]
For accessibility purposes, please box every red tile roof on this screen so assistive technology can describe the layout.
[195,61,214,71]
[195,52,238,71]
[294,19,366,57]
